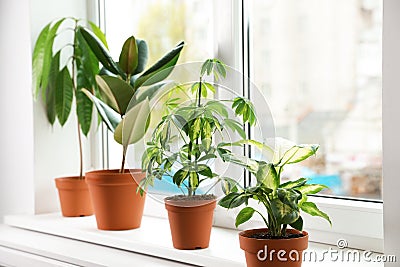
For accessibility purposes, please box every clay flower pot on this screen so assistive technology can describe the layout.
[239,228,308,267]
[55,177,93,217]
[165,196,216,250]
[85,169,146,230]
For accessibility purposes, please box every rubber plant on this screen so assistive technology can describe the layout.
[32,17,108,217]
[141,59,258,249]
[80,28,185,230]
[218,137,331,266]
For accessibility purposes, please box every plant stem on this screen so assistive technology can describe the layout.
[120,146,126,173]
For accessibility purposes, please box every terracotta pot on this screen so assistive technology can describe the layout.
[239,228,308,267]
[55,176,93,217]
[165,197,216,250]
[85,169,146,230]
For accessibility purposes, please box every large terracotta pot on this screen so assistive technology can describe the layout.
[165,197,216,250]
[85,169,146,230]
[239,228,308,267]
[55,176,93,217]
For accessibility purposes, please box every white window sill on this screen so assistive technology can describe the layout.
[0,213,383,267]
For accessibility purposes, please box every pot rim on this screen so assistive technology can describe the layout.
[85,169,145,186]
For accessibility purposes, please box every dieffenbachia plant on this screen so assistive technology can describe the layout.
[80,29,184,173]
[218,137,331,237]
[32,17,108,179]
[141,59,257,196]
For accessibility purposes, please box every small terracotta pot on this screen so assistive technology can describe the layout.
[239,228,308,267]
[165,197,216,250]
[55,176,93,217]
[85,169,146,230]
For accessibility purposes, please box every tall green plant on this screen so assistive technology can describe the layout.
[32,17,108,179]
[141,59,257,196]
[80,29,184,173]
[218,138,331,237]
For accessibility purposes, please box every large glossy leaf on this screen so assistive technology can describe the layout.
[76,90,93,136]
[296,184,328,195]
[235,207,256,227]
[119,36,138,76]
[218,192,248,208]
[280,178,308,189]
[134,39,148,74]
[40,19,65,100]
[88,22,109,49]
[75,29,99,89]
[134,41,184,88]
[271,198,299,225]
[278,144,319,166]
[32,23,50,100]
[44,51,61,124]
[55,67,73,126]
[130,81,169,106]
[82,89,121,132]
[277,188,301,210]
[172,167,189,187]
[290,216,303,231]
[113,98,150,146]
[300,202,331,225]
[96,75,135,115]
[256,162,279,190]
[79,27,123,76]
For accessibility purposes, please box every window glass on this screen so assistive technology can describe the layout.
[250,0,382,199]
[104,0,214,194]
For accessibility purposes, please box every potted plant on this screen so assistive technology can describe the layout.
[32,17,108,217]
[80,28,184,230]
[218,137,331,267]
[141,59,257,249]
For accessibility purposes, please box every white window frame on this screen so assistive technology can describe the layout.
[92,0,384,252]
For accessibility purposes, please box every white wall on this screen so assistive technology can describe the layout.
[383,0,400,263]
[30,0,94,214]
[0,0,35,222]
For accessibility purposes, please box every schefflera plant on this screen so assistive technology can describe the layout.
[141,59,257,196]
[80,28,184,172]
[32,17,108,179]
[218,138,331,237]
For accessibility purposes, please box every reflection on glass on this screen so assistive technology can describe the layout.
[251,0,382,199]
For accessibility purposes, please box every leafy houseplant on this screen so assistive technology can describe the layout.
[32,17,108,217]
[141,59,257,249]
[218,138,331,267]
[80,28,185,230]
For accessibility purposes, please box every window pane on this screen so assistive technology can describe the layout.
[103,0,214,193]
[250,0,382,199]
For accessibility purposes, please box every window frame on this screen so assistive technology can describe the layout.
[94,0,384,252]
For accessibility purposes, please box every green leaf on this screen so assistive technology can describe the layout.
[134,39,149,74]
[279,144,319,166]
[256,162,279,190]
[271,198,299,225]
[296,184,328,195]
[232,97,256,126]
[218,192,247,208]
[198,154,217,162]
[224,119,245,139]
[198,165,213,178]
[44,51,60,124]
[220,177,240,194]
[277,188,301,210]
[131,81,169,106]
[280,178,308,189]
[55,67,73,126]
[119,36,138,76]
[189,117,202,141]
[88,22,108,49]
[32,23,50,100]
[82,89,121,132]
[290,216,303,231]
[300,202,331,225]
[134,41,184,88]
[189,171,199,189]
[235,207,255,227]
[79,27,123,76]
[205,100,229,118]
[76,90,93,136]
[201,59,213,76]
[40,19,65,101]
[114,98,150,147]
[96,75,135,115]
[204,82,216,94]
[173,168,189,187]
